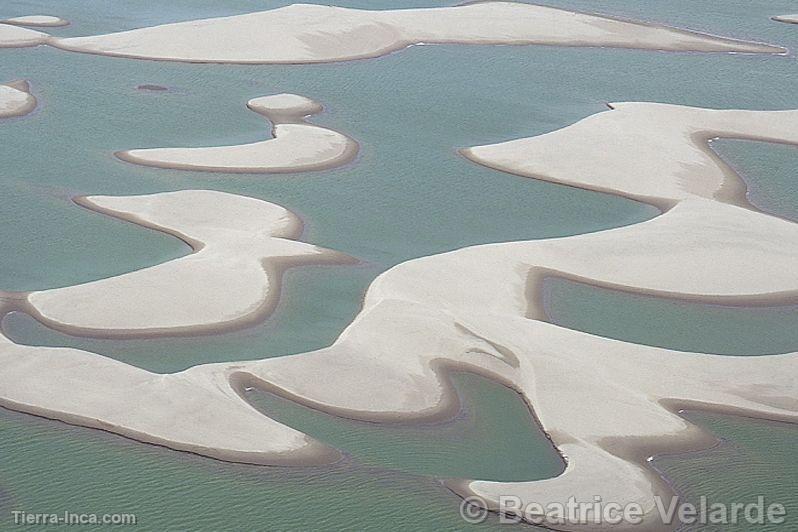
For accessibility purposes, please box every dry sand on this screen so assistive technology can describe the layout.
[48,2,783,64]
[0,79,36,118]
[27,190,352,337]
[117,94,358,173]
[1,15,68,27]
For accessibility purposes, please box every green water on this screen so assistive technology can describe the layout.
[1,0,797,529]
[246,372,565,482]
[543,277,798,356]
[712,139,798,222]
[654,412,798,531]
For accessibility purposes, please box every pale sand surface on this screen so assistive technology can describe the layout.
[117,94,358,173]
[26,190,351,336]
[0,23,49,47]
[463,103,798,210]
[1,15,69,27]
[772,15,798,25]
[0,80,36,118]
[49,2,783,64]
[3,102,798,528]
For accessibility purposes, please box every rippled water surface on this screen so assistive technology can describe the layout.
[1,0,797,529]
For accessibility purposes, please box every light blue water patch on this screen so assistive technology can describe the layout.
[712,138,798,222]
[543,276,798,356]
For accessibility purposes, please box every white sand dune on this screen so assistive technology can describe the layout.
[117,94,358,173]
[2,103,798,529]
[49,2,783,64]
[0,80,36,118]
[0,23,48,47]
[772,14,798,25]
[463,102,798,210]
[1,15,68,27]
[27,190,351,337]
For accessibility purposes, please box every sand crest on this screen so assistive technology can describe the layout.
[117,94,358,173]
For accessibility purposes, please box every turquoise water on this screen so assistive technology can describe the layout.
[1,0,797,530]
[654,412,798,531]
[713,139,798,222]
[543,277,798,356]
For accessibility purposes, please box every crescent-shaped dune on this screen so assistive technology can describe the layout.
[117,94,358,173]
[49,2,784,64]
[0,79,37,118]
[0,104,798,530]
[26,190,353,337]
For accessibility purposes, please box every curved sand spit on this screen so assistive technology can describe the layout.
[1,15,68,27]
[117,94,358,173]
[26,190,352,337]
[772,15,798,25]
[33,2,785,63]
[1,105,797,529]
[0,80,36,118]
[0,23,49,47]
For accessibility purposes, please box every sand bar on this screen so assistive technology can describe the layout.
[1,15,69,27]
[49,2,783,64]
[0,80,36,118]
[463,103,798,210]
[117,94,358,173]
[27,190,351,337]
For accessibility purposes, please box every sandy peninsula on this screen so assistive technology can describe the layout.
[48,2,783,64]
[26,190,352,337]
[1,15,69,27]
[772,15,798,25]
[0,80,37,118]
[117,94,358,173]
[462,103,798,211]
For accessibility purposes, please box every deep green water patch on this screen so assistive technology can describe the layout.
[543,277,798,356]
[246,371,565,482]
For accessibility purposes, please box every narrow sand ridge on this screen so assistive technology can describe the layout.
[772,15,798,25]
[0,80,36,118]
[26,190,352,337]
[1,15,68,28]
[117,94,358,173]
[0,23,48,47]
[463,103,798,211]
[48,2,783,63]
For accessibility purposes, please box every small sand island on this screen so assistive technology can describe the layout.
[43,2,784,63]
[1,15,69,27]
[772,14,798,25]
[26,190,352,337]
[0,79,36,118]
[117,94,358,173]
